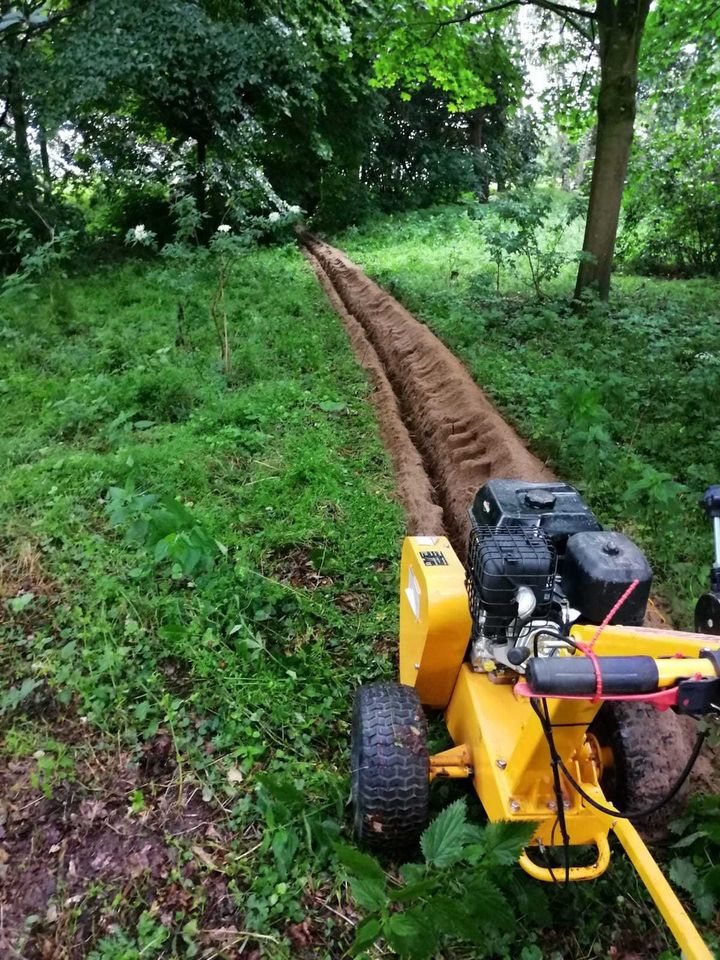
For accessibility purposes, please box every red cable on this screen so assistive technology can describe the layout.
[587,579,641,650]
[577,579,641,702]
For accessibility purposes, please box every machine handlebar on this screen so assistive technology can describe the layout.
[523,652,720,714]
[701,485,720,520]
[525,655,658,696]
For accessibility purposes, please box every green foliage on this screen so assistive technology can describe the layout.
[371,2,521,113]
[1,197,716,957]
[0,220,77,295]
[361,86,476,213]
[340,800,539,959]
[668,795,720,924]
[617,0,720,276]
[0,241,404,952]
[88,911,171,960]
[104,484,223,578]
[480,189,584,296]
[29,740,76,799]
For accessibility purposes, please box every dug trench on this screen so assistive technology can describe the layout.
[301,233,715,801]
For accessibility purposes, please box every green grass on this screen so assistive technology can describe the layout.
[1,235,716,958]
[0,246,405,955]
[335,199,720,626]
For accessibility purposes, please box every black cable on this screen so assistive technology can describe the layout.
[537,696,572,883]
[530,697,707,821]
[558,729,706,820]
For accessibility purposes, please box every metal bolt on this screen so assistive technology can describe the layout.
[563,798,571,810]
[547,800,557,811]
[496,758,507,770]
[510,799,521,813]
[414,663,420,670]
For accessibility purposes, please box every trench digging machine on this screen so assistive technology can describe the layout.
[351,480,720,959]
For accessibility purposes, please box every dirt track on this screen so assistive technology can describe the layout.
[302,235,555,559]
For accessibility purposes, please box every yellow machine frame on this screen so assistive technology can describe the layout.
[399,535,720,960]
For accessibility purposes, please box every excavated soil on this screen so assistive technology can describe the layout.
[303,235,554,558]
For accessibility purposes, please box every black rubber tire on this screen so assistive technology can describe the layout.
[590,701,692,839]
[351,682,429,853]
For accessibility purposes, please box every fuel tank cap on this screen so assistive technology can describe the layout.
[523,489,557,510]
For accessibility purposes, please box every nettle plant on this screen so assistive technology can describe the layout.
[0,218,78,325]
[480,191,585,297]
[338,799,545,960]
[104,483,225,579]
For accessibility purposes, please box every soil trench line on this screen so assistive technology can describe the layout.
[302,234,554,559]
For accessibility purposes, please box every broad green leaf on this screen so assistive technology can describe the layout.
[318,399,347,413]
[352,917,382,954]
[476,820,538,867]
[271,826,299,879]
[350,876,387,913]
[389,876,436,903]
[671,830,709,849]
[424,894,473,934]
[420,799,469,868]
[335,843,386,882]
[463,875,514,930]
[399,862,425,884]
[669,857,699,894]
[383,908,438,960]
[8,592,34,613]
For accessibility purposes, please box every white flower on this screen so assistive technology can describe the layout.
[288,205,302,215]
[133,224,149,241]
[217,224,231,234]
[268,211,281,223]
[338,23,351,44]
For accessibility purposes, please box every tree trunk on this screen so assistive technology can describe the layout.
[194,138,207,218]
[574,0,650,300]
[469,109,489,203]
[38,124,52,202]
[6,57,37,206]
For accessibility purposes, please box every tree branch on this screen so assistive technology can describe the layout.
[3,0,93,50]
[429,0,597,42]
[534,0,596,23]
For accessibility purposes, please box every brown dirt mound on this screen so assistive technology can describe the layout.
[304,235,554,558]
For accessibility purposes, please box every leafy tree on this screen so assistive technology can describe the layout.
[0,1,87,220]
[371,0,715,300]
[618,0,720,275]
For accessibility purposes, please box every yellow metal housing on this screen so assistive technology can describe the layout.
[399,536,470,708]
[398,533,720,959]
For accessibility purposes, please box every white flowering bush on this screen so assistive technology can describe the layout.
[263,204,304,237]
[125,223,157,249]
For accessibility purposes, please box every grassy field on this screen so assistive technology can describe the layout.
[335,199,720,627]
[0,246,408,957]
[1,234,718,958]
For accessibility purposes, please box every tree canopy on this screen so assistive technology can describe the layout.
[0,0,717,289]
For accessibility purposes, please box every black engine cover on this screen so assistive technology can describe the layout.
[470,480,602,559]
[562,531,652,626]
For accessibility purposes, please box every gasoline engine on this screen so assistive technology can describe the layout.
[466,480,652,673]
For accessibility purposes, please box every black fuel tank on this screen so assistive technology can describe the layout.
[562,531,652,626]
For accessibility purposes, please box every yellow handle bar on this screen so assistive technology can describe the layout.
[518,833,611,882]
